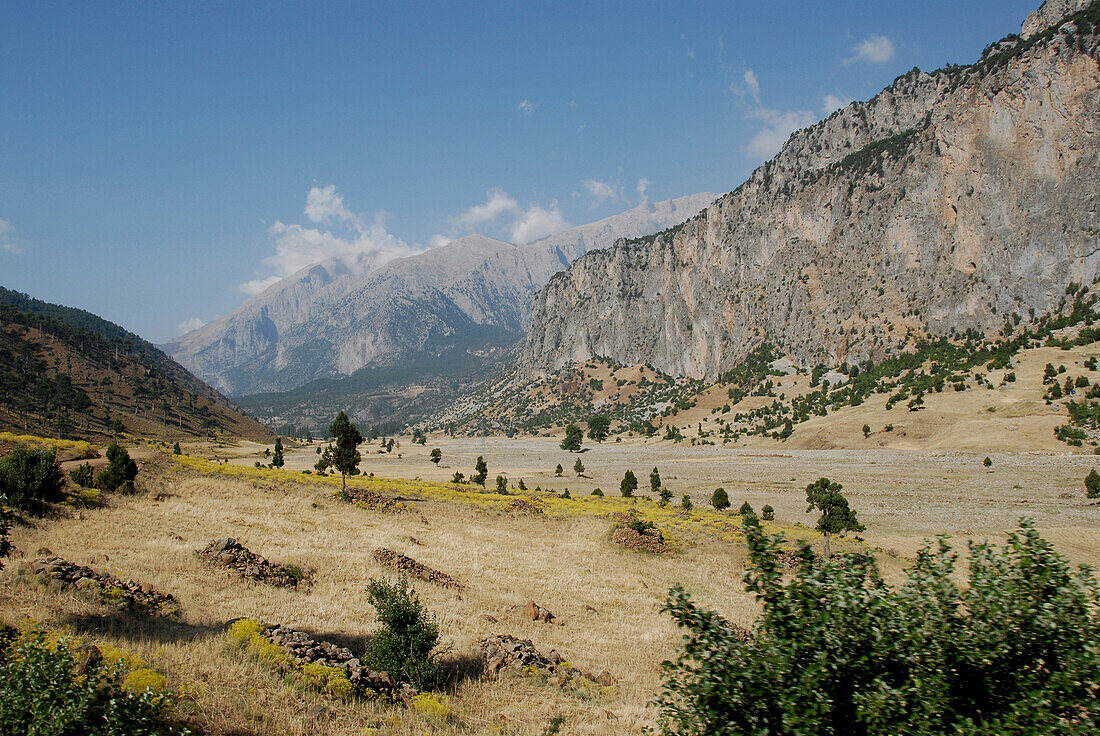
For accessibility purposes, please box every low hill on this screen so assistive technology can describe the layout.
[0,287,272,442]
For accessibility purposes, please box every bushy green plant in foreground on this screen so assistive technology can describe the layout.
[0,627,190,735]
[0,445,64,511]
[364,576,439,690]
[657,516,1100,735]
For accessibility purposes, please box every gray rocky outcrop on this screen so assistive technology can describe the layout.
[521,3,1100,381]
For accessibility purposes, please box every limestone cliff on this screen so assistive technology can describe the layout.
[521,2,1100,381]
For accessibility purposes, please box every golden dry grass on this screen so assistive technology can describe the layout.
[4,427,1099,735]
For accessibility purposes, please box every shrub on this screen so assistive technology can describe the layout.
[451,472,465,484]
[983,456,993,467]
[711,487,730,510]
[364,576,439,689]
[69,462,95,488]
[95,440,138,493]
[738,501,754,517]
[1086,468,1100,499]
[761,504,774,520]
[495,475,508,494]
[591,488,604,497]
[657,517,1100,736]
[681,495,693,511]
[620,470,637,497]
[628,519,656,534]
[0,627,190,735]
[0,446,64,511]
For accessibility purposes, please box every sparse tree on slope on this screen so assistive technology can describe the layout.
[561,424,583,452]
[272,437,284,468]
[1087,468,1100,499]
[472,456,488,487]
[574,457,585,476]
[429,448,442,465]
[587,415,610,443]
[805,477,864,557]
[330,411,363,493]
[621,470,638,497]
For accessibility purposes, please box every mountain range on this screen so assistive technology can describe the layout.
[519,0,1100,382]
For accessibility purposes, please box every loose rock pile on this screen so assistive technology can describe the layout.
[480,634,612,690]
[263,624,416,698]
[611,526,673,554]
[504,498,543,515]
[31,556,179,616]
[371,548,461,589]
[342,487,403,512]
[524,600,556,624]
[196,538,308,588]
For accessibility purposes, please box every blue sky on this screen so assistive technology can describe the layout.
[1,0,1038,342]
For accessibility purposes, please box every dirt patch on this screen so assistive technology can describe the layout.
[370,548,462,589]
[196,537,310,589]
[611,526,673,554]
[31,556,179,616]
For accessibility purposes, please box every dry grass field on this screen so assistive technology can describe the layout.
[3,431,1099,735]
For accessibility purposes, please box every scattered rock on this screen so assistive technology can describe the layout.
[195,538,309,589]
[482,614,499,624]
[30,556,179,616]
[479,634,607,692]
[611,527,672,554]
[371,548,461,589]
[408,536,423,546]
[583,604,599,615]
[263,624,416,698]
[504,498,543,515]
[342,488,404,512]
[524,600,556,624]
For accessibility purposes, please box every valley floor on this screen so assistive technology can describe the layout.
[2,438,1097,735]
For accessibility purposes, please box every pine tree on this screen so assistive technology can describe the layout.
[574,457,585,476]
[560,424,583,452]
[1086,468,1100,499]
[272,437,284,468]
[711,487,730,510]
[329,412,363,493]
[620,470,637,497]
[650,467,662,496]
[472,456,488,486]
[429,448,442,465]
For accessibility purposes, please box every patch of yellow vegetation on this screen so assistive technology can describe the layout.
[226,617,358,701]
[173,455,823,549]
[0,431,96,458]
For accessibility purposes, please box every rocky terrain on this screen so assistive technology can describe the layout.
[521,0,1100,381]
[31,555,179,616]
[166,195,716,401]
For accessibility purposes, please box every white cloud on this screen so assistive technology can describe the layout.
[743,70,761,104]
[510,202,567,245]
[637,178,651,204]
[0,219,21,254]
[177,317,206,334]
[582,179,623,205]
[444,189,569,245]
[453,189,521,229]
[822,94,853,115]
[746,108,817,160]
[429,234,453,248]
[239,186,423,296]
[846,35,895,65]
[517,99,535,116]
[304,184,356,224]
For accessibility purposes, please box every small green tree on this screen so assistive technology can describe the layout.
[560,424,583,452]
[1086,468,1100,499]
[862,424,871,438]
[739,501,754,517]
[315,445,333,473]
[711,487,730,510]
[681,495,693,511]
[517,478,527,491]
[659,485,673,507]
[983,456,992,467]
[451,471,465,484]
[0,446,64,511]
[650,467,662,496]
[429,448,442,465]
[805,477,864,557]
[574,458,585,476]
[555,463,563,477]
[364,577,439,689]
[69,462,94,488]
[472,456,488,487]
[172,441,181,455]
[329,412,363,493]
[271,437,284,468]
[620,470,638,497]
[495,475,508,494]
[761,504,775,520]
[95,441,138,494]
[587,415,611,442]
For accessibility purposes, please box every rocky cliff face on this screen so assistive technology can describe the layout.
[521,2,1100,381]
[166,194,714,396]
